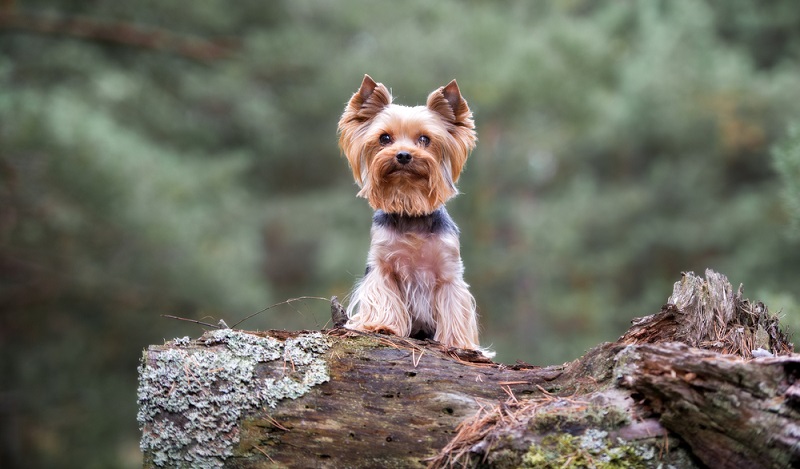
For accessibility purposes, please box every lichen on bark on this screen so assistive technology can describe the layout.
[137,329,330,468]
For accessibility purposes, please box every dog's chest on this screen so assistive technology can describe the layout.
[371,228,461,285]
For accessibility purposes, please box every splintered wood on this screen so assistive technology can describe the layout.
[620,269,793,358]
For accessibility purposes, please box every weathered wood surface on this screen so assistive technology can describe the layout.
[139,329,580,468]
[138,270,798,468]
[616,343,800,469]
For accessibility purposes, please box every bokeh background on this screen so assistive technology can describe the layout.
[2,0,800,467]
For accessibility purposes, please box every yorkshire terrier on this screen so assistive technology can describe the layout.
[338,75,490,355]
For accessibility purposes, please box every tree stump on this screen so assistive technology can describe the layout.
[138,270,797,468]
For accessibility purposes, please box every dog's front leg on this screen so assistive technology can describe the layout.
[432,278,480,350]
[346,265,411,337]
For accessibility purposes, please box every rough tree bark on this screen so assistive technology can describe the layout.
[138,270,798,468]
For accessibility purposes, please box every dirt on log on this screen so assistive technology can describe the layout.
[138,270,798,468]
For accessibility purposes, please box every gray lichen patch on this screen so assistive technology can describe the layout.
[137,330,330,468]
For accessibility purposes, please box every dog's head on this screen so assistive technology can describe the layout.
[338,75,477,216]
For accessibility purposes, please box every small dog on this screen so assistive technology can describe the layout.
[338,75,489,354]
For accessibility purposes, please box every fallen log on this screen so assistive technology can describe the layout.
[138,270,797,468]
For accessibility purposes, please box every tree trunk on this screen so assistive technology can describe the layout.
[138,270,798,468]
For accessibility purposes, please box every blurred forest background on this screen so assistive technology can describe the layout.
[2,0,800,467]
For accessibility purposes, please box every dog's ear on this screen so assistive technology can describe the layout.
[428,80,477,183]
[338,76,393,186]
[342,75,392,123]
[357,75,380,103]
[426,80,473,129]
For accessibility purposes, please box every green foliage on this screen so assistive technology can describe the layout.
[773,124,800,237]
[2,0,800,467]
[6,89,268,309]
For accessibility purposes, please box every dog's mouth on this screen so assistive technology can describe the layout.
[383,162,429,180]
[386,166,418,177]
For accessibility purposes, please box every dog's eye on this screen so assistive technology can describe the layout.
[379,134,392,145]
[418,135,431,147]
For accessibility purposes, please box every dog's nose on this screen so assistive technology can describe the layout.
[396,151,412,165]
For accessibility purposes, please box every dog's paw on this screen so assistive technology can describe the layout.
[358,323,400,337]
